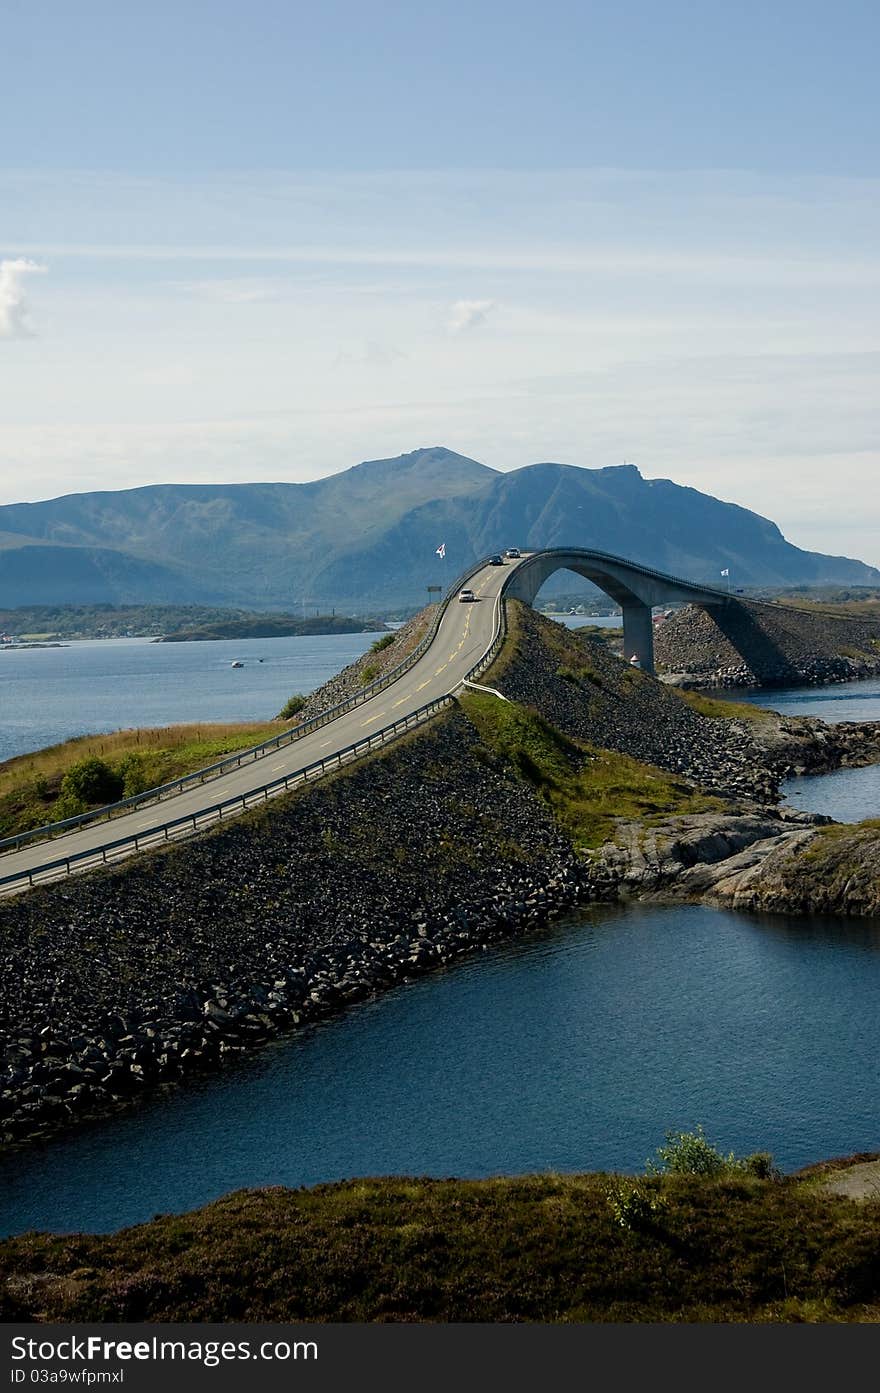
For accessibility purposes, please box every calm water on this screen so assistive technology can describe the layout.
[0,633,379,763]
[736,675,880,725]
[734,678,880,823]
[1,901,878,1237]
[782,764,880,824]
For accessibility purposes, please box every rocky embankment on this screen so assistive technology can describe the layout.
[490,604,880,797]
[291,608,432,722]
[655,600,880,688]
[2,602,879,1149]
[0,711,593,1148]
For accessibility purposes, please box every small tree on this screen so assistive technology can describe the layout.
[117,752,152,797]
[648,1125,735,1177]
[277,693,306,720]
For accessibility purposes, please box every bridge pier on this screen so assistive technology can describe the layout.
[505,548,738,676]
[622,602,654,674]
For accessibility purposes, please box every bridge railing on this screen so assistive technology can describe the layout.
[0,555,495,856]
[0,558,516,895]
[501,545,740,605]
[0,694,458,894]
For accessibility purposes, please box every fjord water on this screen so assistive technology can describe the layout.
[0,632,379,764]
[736,678,880,823]
[1,900,878,1237]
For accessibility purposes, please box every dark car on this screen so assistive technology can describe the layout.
[488,555,504,565]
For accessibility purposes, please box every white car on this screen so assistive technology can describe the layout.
[458,588,477,602]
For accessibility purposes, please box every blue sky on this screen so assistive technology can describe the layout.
[2,1,879,564]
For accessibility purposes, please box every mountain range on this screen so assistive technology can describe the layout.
[1,447,877,610]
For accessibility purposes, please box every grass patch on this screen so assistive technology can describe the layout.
[2,1168,879,1323]
[673,689,774,723]
[0,722,284,838]
[460,693,725,847]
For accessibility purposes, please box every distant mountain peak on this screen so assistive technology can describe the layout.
[0,449,876,608]
[347,445,497,476]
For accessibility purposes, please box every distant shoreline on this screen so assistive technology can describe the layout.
[158,616,388,642]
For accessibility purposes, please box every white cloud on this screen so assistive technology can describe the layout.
[0,258,47,338]
[171,277,280,304]
[447,299,497,334]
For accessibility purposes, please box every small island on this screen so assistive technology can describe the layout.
[158,614,389,641]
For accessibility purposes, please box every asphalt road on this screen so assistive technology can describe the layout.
[0,556,523,892]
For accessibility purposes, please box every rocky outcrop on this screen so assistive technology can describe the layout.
[705,819,880,917]
[655,600,880,688]
[592,808,827,900]
[747,715,880,778]
[593,808,880,918]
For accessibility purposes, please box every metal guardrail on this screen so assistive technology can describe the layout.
[503,546,742,606]
[0,555,494,857]
[0,696,456,893]
[0,559,514,895]
[503,546,838,620]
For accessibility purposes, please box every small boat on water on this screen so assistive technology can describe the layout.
[231,660,244,668]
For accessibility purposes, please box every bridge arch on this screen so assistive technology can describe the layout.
[503,548,734,674]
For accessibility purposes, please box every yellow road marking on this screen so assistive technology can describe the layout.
[391,696,407,707]
[416,680,429,691]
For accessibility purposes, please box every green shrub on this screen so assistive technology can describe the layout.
[116,752,153,797]
[605,1180,666,1231]
[277,694,307,720]
[51,790,88,821]
[59,756,124,807]
[369,633,395,653]
[649,1125,737,1177]
[741,1151,779,1180]
[359,664,379,685]
[556,665,579,683]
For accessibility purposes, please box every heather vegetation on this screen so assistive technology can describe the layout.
[2,1164,879,1323]
[460,692,725,848]
[673,689,774,723]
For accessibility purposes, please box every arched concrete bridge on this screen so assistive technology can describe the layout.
[504,547,736,674]
[1,546,749,893]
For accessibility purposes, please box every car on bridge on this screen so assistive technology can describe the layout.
[458,588,477,602]
[505,547,521,558]
[488,554,505,565]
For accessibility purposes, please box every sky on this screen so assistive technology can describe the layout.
[2,0,879,566]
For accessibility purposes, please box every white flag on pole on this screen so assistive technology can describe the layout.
[436,542,446,559]
[720,568,729,576]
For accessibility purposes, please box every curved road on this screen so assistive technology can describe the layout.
[0,556,524,893]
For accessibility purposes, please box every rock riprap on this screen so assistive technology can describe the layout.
[654,600,880,688]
